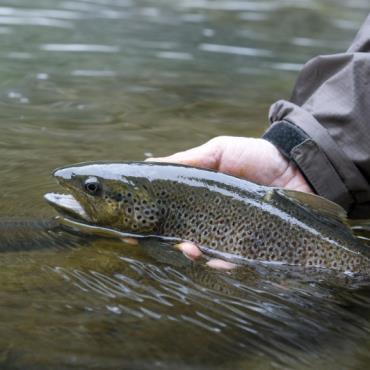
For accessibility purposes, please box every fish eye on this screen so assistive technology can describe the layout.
[84,177,101,195]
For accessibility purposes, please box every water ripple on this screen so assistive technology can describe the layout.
[60,1,129,18]
[156,51,194,61]
[40,44,120,53]
[199,43,272,57]
[181,0,279,11]
[0,16,73,28]
[71,70,117,77]
[0,7,83,19]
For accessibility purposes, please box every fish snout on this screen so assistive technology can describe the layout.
[53,167,77,182]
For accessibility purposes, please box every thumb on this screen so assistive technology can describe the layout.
[145,140,221,170]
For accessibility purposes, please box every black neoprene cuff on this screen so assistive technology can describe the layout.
[262,120,309,159]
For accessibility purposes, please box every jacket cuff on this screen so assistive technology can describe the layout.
[263,118,353,210]
[269,100,369,205]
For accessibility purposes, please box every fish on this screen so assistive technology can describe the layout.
[44,161,370,274]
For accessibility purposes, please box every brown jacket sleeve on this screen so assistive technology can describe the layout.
[264,14,370,219]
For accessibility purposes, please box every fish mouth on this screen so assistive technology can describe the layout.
[44,192,91,222]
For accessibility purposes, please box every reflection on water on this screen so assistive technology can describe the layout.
[0,0,368,368]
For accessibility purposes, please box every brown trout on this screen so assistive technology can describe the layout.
[44,161,370,274]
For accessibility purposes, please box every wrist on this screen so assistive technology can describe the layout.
[260,139,313,193]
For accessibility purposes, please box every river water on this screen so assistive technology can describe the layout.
[0,0,369,369]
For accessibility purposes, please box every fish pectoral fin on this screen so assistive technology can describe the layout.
[265,188,348,225]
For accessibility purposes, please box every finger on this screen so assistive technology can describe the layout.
[175,242,238,270]
[145,141,220,169]
[206,259,237,270]
[175,241,203,261]
[121,237,139,245]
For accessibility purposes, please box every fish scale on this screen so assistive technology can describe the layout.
[45,162,370,275]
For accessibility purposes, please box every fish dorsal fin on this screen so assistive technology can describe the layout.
[268,189,348,225]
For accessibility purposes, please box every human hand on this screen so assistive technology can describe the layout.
[147,136,313,269]
[147,136,312,192]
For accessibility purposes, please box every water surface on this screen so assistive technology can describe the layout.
[0,0,369,369]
